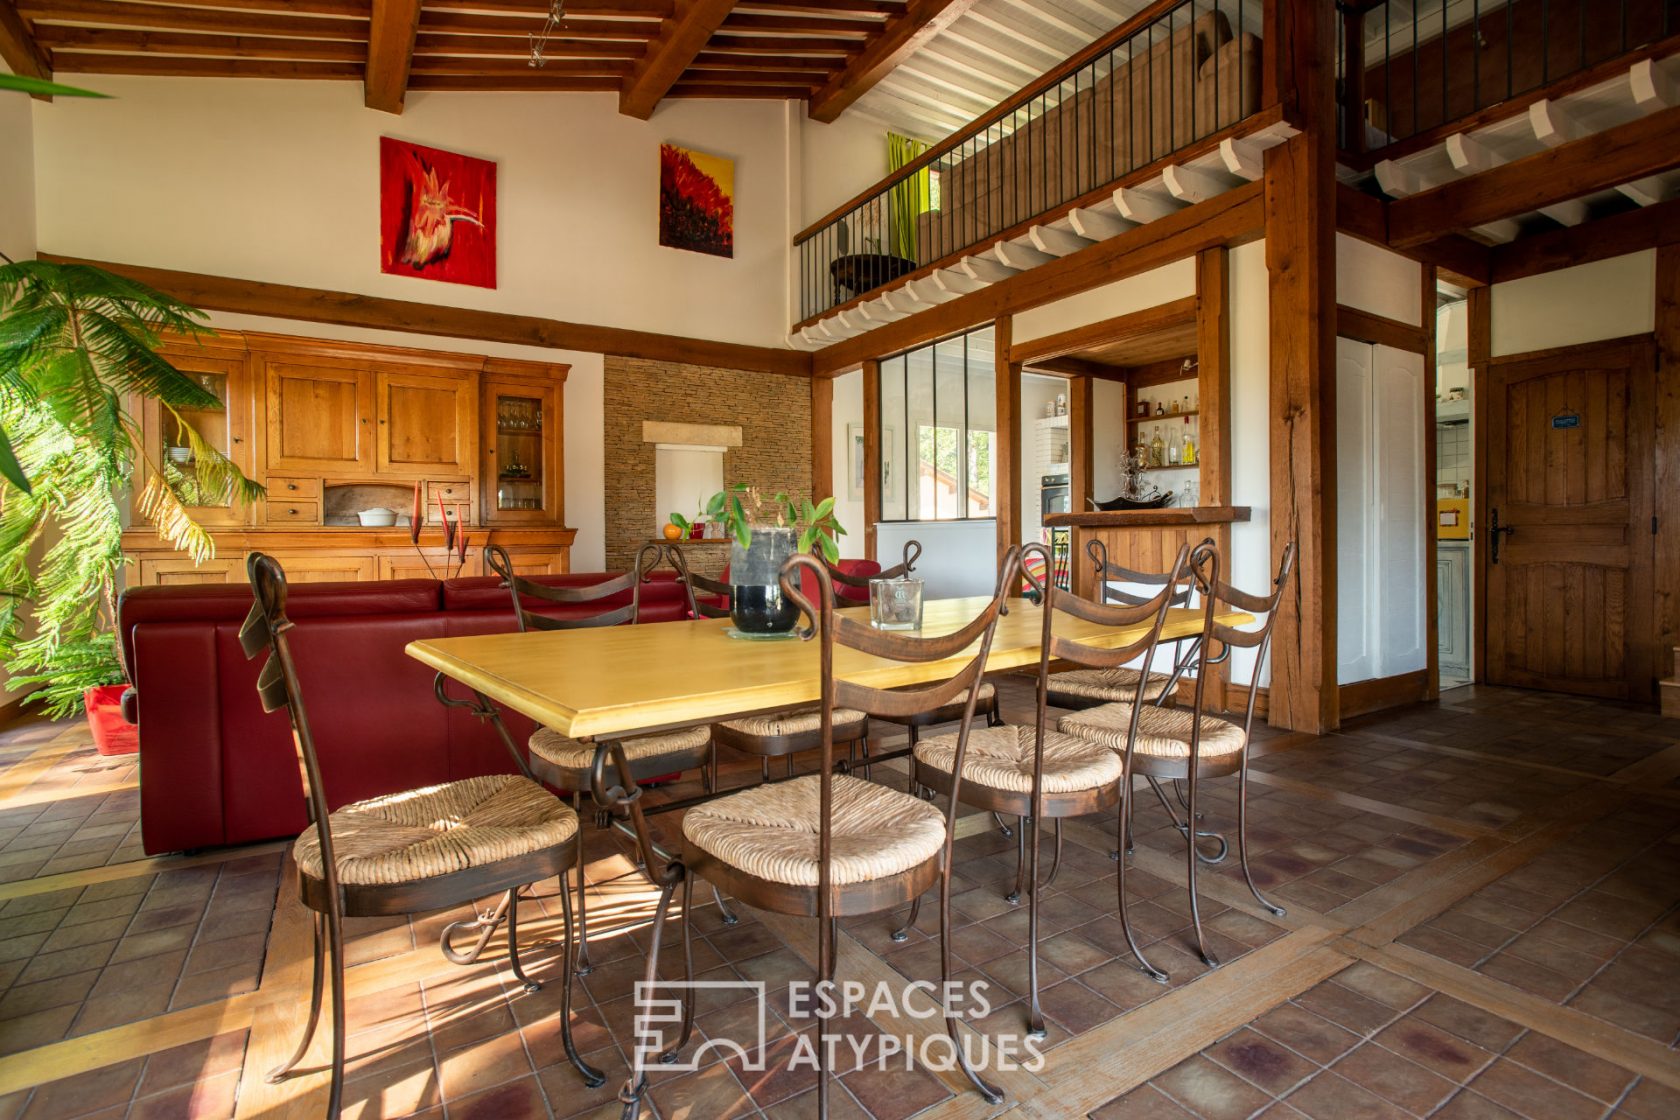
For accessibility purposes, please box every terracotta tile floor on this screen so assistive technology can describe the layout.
[0,679,1675,1119]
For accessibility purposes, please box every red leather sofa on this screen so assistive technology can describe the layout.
[117,572,693,856]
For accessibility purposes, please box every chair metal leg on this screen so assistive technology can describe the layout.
[1115,772,1167,983]
[268,911,326,1083]
[620,877,678,1120]
[572,790,593,976]
[1006,816,1028,905]
[556,871,606,1088]
[1184,769,1218,968]
[941,847,1005,1105]
[1026,811,1046,1040]
[816,913,834,1118]
[1146,776,1228,865]
[324,905,346,1118]
[439,891,512,966]
[890,890,924,942]
[712,882,741,925]
[659,875,697,1064]
[505,887,541,994]
[1237,752,1286,917]
[1042,819,1065,888]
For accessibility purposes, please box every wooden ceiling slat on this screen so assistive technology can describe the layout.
[418,10,655,38]
[406,72,621,89]
[51,50,361,74]
[364,0,422,111]
[671,69,821,84]
[735,0,905,14]
[23,0,367,40]
[0,0,52,79]
[690,50,834,71]
[808,0,980,121]
[413,32,640,55]
[18,0,368,14]
[720,13,880,34]
[422,0,671,13]
[667,81,812,97]
[617,0,734,118]
[34,24,366,58]
[706,33,860,54]
[408,54,630,73]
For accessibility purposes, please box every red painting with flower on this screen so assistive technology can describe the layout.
[659,143,734,258]
[380,138,497,288]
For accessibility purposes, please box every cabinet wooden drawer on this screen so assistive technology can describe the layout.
[266,499,321,525]
[425,480,472,512]
[267,475,321,499]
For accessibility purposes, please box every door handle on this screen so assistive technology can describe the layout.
[1489,508,1516,564]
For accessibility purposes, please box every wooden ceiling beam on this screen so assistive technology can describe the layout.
[51,52,360,76]
[690,50,833,71]
[706,34,860,54]
[418,12,657,39]
[666,81,812,98]
[18,0,363,14]
[1490,193,1680,283]
[0,0,52,80]
[807,0,980,123]
[435,0,672,12]
[407,73,621,91]
[412,33,641,57]
[34,25,366,60]
[721,13,879,35]
[736,0,905,13]
[1389,104,1680,248]
[618,0,734,118]
[364,0,422,113]
[409,55,631,75]
[24,0,367,40]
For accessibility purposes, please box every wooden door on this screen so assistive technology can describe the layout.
[481,376,562,524]
[376,369,475,476]
[140,348,255,528]
[265,361,374,474]
[1484,338,1656,700]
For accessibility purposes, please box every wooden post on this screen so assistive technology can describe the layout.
[1264,0,1338,734]
[810,376,833,501]
[1340,3,1365,155]
[1195,247,1232,508]
[1468,284,1491,684]
[1421,266,1440,702]
[862,360,882,562]
[995,316,1022,562]
[1655,245,1680,684]
[1069,374,1094,515]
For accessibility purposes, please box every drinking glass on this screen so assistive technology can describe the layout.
[869,577,924,631]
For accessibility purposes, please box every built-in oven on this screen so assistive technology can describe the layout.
[1040,473,1070,517]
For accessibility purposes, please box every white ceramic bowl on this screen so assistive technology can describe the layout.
[356,508,398,527]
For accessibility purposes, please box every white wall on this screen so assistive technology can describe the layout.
[829,369,865,558]
[1490,250,1656,357]
[0,67,35,263]
[1091,378,1129,501]
[1020,373,1064,542]
[1012,257,1197,343]
[877,519,997,599]
[1227,239,1271,688]
[31,79,797,349]
[200,310,609,571]
[1336,233,1423,325]
[799,113,889,228]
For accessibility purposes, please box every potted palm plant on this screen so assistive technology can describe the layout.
[0,259,263,740]
[675,485,845,635]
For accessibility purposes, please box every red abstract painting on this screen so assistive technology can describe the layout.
[659,143,734,258]
[380,137,497,288]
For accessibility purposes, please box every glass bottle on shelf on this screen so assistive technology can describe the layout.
[1182,418,1197,465]
[1154,400,1165,417]
[1150,429,1165,467]
[493,392,544,514]
[1168,430,1182,465]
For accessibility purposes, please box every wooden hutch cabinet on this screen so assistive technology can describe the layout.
[122,330,575,587]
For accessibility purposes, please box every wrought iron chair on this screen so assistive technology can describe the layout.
[605,550,1021,1119]
[481,542,714,972]
[903,541,1186,1035]
[1043,538,1194,711]
[1058,540,1297,979]
[241,553,601,1118]
[821,538,922,602]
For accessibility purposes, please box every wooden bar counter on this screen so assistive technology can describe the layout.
[1045,506,1250,598]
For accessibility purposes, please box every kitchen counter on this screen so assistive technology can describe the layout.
[1046,507,1250,600]
[1045,505,1251,528]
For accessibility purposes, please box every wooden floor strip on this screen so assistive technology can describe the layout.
[234,861,333,1120]
[1244,770,1496,839]
[0,840,289,903]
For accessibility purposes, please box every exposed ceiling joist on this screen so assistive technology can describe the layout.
[364,0,421,113]
[619,0,737,118]
[0,0,52,80]
[808,0,979,122]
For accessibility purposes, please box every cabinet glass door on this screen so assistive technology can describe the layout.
[160,370,236,513]
[492,392,545,514]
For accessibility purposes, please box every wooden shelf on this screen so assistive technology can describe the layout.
[497,425,543,435]
[1129,409,1199,425]
[1140,463,1197,472]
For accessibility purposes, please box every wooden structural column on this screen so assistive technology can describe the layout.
[1657,245,1680,683]
[1068,374,1094,514]
[811,376,833,502]
[1263,0,1339,734]
[995,316,1022,562]
[862,359,882,562]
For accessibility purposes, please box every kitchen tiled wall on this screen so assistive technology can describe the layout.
[1436,420,1470,495]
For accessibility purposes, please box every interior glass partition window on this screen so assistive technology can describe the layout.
[879,326,997,522]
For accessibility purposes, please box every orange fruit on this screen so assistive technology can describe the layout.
[662,523,683,540]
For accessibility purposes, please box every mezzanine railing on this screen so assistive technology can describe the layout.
[1340,0,1680,157]
[793,0,1265,326]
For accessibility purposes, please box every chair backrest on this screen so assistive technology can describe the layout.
[1193,540,1297,737]
[663,546,731,619]
[1086,537,1192,608]
[823,539,921,590]
[239,552,340,906]
[483,542,669,631]
[780,546,1019,912]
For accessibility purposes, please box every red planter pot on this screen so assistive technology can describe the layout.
[84,684,138,756]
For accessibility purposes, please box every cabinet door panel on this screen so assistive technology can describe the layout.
[267,363,372,473]
[142,351,255,528]
[274,555,378,584]
[136,558,244,586]
[481,377,561,524]
[499,549,569,576]
[377,370,474,476]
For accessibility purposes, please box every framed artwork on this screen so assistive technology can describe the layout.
[846,423,865,501]
[659,143,734,258]
[380,137,497,288]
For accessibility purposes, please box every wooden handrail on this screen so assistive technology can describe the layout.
[793,0,1190,245]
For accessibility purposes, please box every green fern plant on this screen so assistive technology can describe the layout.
[0,259,264,715]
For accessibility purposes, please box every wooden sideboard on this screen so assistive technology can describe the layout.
[122,330,576,586]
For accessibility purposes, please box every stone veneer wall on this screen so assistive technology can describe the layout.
[604,357,811,573]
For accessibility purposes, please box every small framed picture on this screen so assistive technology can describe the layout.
[847,423,866,501]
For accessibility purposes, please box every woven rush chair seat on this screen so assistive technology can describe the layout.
[1060,701,1246,760]
[293,774,579,887]
[913,724,1122,795]
[529,724,710,770]
[1048,668,1173,705]
[719,706,867,738]
[682,773,945,887]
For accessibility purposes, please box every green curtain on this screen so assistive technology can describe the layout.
[887,131,931,261]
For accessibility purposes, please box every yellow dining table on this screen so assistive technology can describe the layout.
[405,597,1254,742]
